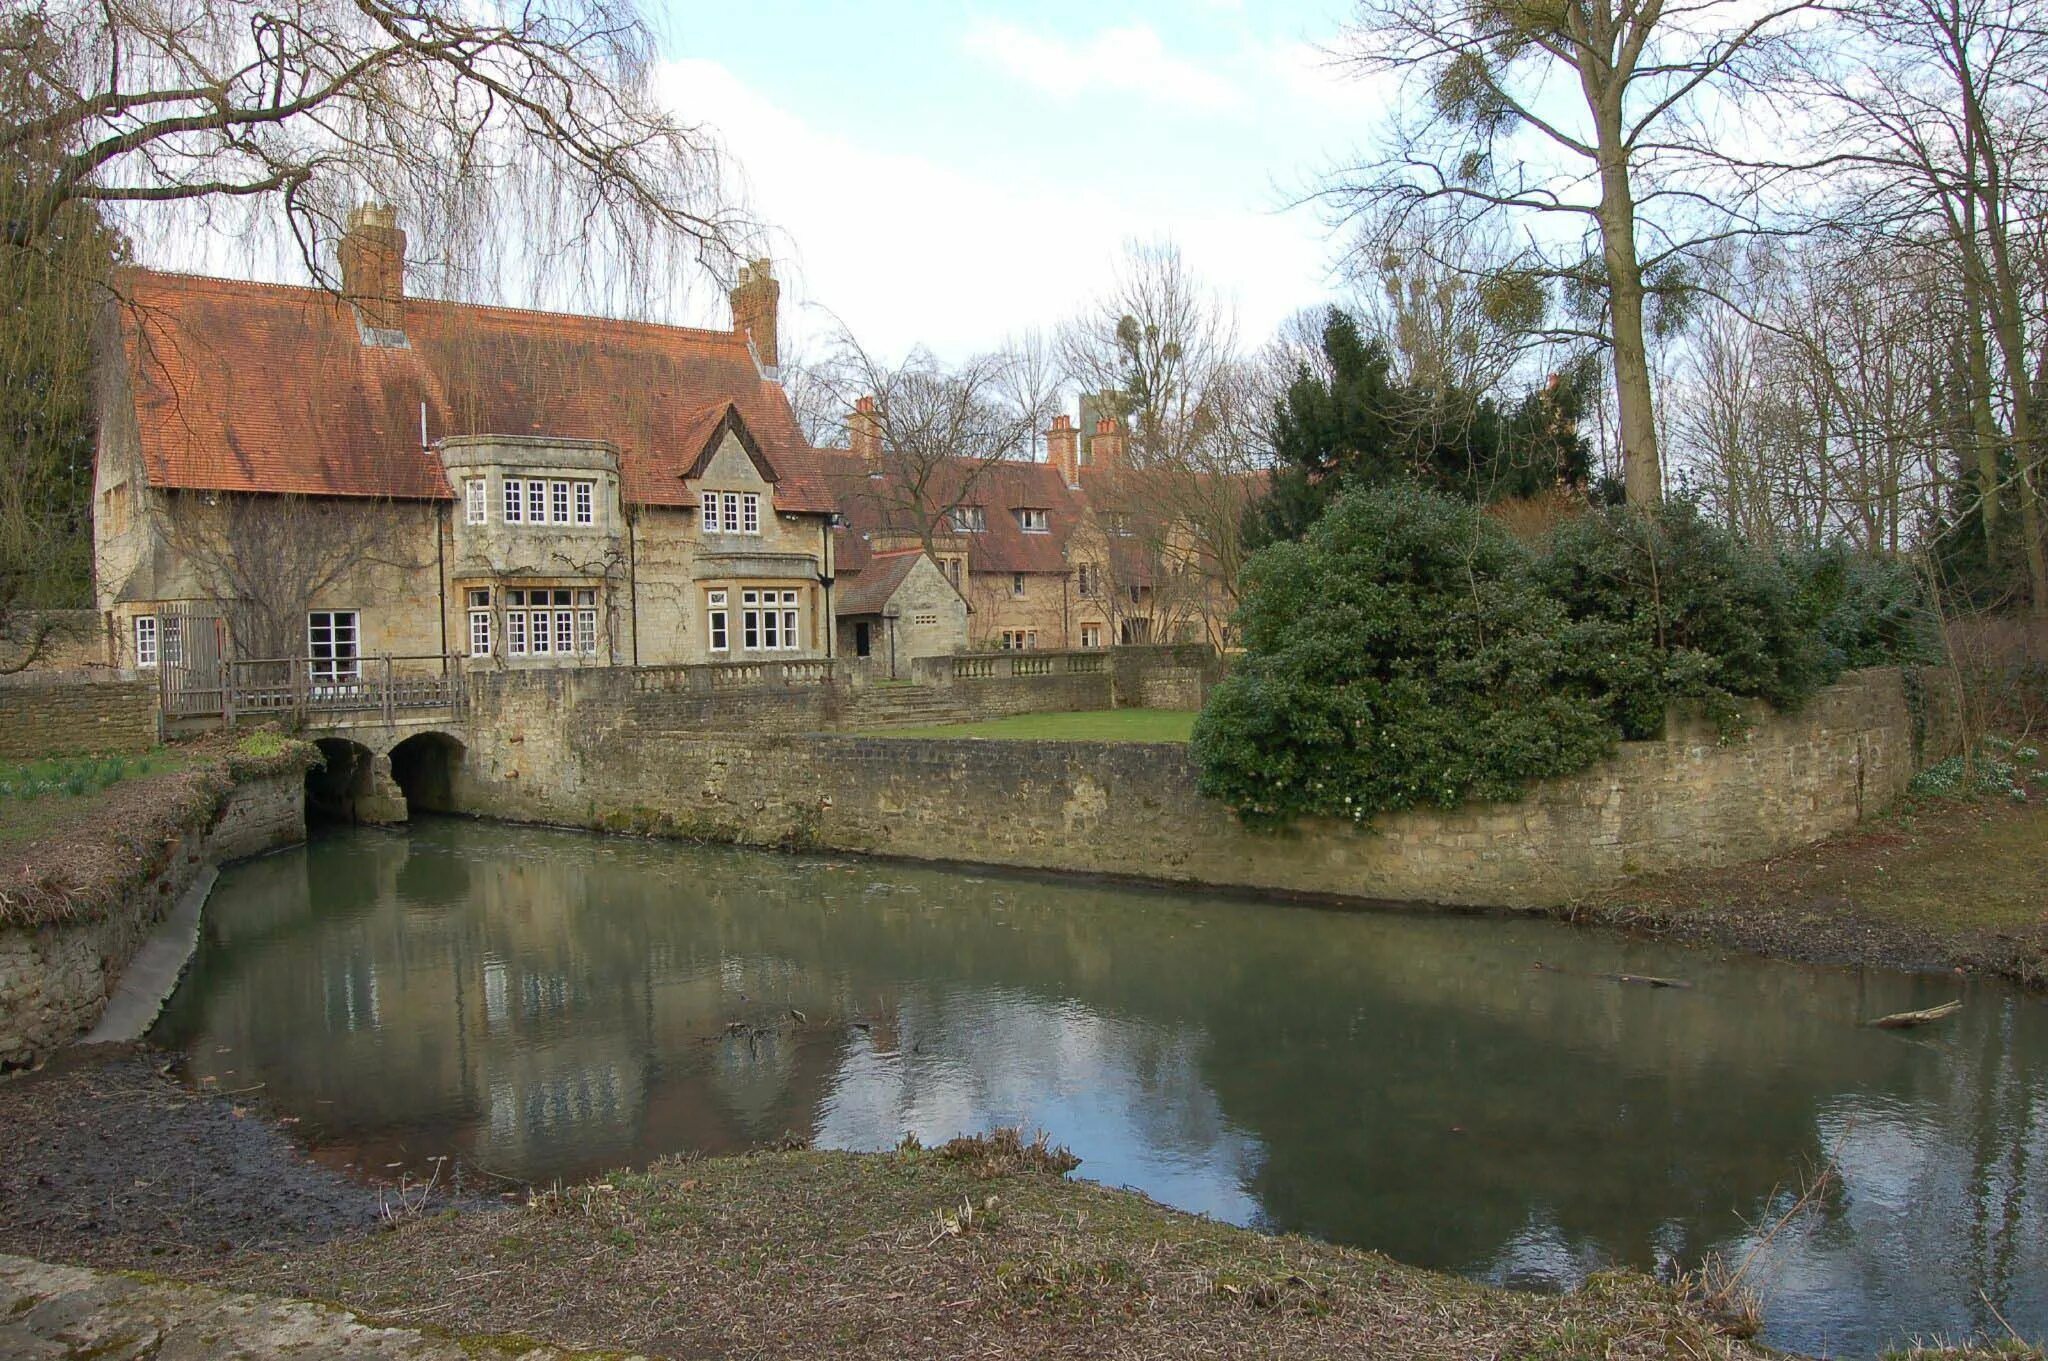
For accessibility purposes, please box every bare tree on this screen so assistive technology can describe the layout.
[164,493,431,660]
[817,331,1043,556]
[1060,242,1258,647]
[2,0,755,311]
[1320,0,1819,506]
[1793,0,2048,611]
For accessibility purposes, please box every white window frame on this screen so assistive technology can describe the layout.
[1017,507,1049,533]
[951,505,986,532]
[466,478,488,525]
[700,490,720,532]
[707,589,729,653]
[722,492,741,534]
[134,614,158,668]
[742,493,760,535]
[527,480,547,524]
[1081,623,1103,649]
[507,608,527,656]
[780,589,799,651]
[503,478,524,523]
[575,482,595,526]
[1011,573,1025,598]
[551,480,571,524]
[308,610,360,684]
[469,609,492,657]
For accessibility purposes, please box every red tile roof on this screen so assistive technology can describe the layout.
[834,549,924,615]
[115,269,832,512]
[813,448,1083,576]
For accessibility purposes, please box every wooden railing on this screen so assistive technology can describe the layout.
[163,654,465,726]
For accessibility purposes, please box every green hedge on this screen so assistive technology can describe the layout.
[1193,486,1935,828]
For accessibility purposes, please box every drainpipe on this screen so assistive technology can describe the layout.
[627,506,639,667]
[435,504,448,659]
[820,516,834,660]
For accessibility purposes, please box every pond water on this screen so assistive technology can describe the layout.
[153,818,2048,1358]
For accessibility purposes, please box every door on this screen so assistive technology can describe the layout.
[854,621,872,658]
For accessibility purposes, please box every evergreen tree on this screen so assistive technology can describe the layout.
[1245,308,1594,547]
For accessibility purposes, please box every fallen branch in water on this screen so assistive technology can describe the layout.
[1865,1000,1963,1030]
[1533,962,1693,989]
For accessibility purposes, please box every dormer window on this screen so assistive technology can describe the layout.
[701,489,761,535]
[951,506,987,533]
[1105,510,1133,537]
[1016,507,1049,533]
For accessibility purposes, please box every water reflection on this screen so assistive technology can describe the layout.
[153,819,2048,1358]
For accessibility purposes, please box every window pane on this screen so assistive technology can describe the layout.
[467,588,491,609]
[467,479,487,524]
[743,610,760,650]
[469,611,492,656]
[743,493,759,533]
[709,609,728,651]
[574,589,595,606]
[575,482,594,525]
[530,611,550,653]
[504,479,522,522]
[528,481,546,522]
[555,610,574,651]
[508,612,526,654]
[701,490,719,531]
[576,609,596,654]
[134,616,157,667]
[782,610,797,649]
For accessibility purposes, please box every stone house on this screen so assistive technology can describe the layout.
[92,208,836,680]
[832,548,971,679]
[818,409,1249,652]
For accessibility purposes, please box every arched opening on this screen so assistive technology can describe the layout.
[306,738,377,825]
[388,732,466,818]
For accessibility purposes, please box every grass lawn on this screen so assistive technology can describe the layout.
[0,748,198,846]
[873,708,1198,742]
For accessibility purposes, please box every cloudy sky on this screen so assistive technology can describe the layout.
[651,1,1376,360]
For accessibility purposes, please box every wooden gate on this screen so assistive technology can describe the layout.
[158,607,229,719]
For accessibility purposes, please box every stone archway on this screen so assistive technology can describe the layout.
[388,731,467,817]
[306,738,378,825]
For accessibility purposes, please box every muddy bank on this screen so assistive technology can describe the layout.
[1572,796,2048,987]
[0,1048,389,1267]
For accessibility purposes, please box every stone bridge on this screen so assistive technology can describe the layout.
[301,715,472,824]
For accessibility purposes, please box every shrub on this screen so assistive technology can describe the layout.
[1535,500,1831,737]
[1784,544,1939,673]
[1195,485,1935,828]
[1192,485,1618,828]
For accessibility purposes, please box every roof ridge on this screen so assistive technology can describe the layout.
[123,266,748,347]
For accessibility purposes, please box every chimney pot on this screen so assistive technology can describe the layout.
[339,203,406,333]
[729,258,781,373]
[850,395,882,465]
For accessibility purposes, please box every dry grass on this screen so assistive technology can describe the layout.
[1581,779,2048,987]
[0,731,316,928]
[192,1140,1772,1361]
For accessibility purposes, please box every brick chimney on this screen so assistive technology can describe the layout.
[1047,414,1079,487]
[339,204,406,332]
[1088,417,1125,473]
[729,259,781,372]
[850,395,882,466]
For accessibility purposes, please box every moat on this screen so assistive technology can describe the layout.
[152,817,2048,1359]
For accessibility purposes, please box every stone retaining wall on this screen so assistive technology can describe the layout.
[0,771,303,1069]
[453,667,1956,909]
[0,673,157,760]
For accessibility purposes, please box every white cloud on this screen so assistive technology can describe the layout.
[655,58,1333,367]
[959,20,1247,113]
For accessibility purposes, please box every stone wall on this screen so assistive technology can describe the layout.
[0,610,108,673]
[0,674,158,759]
[0,771,303,1069]
[452,667,1952,910]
